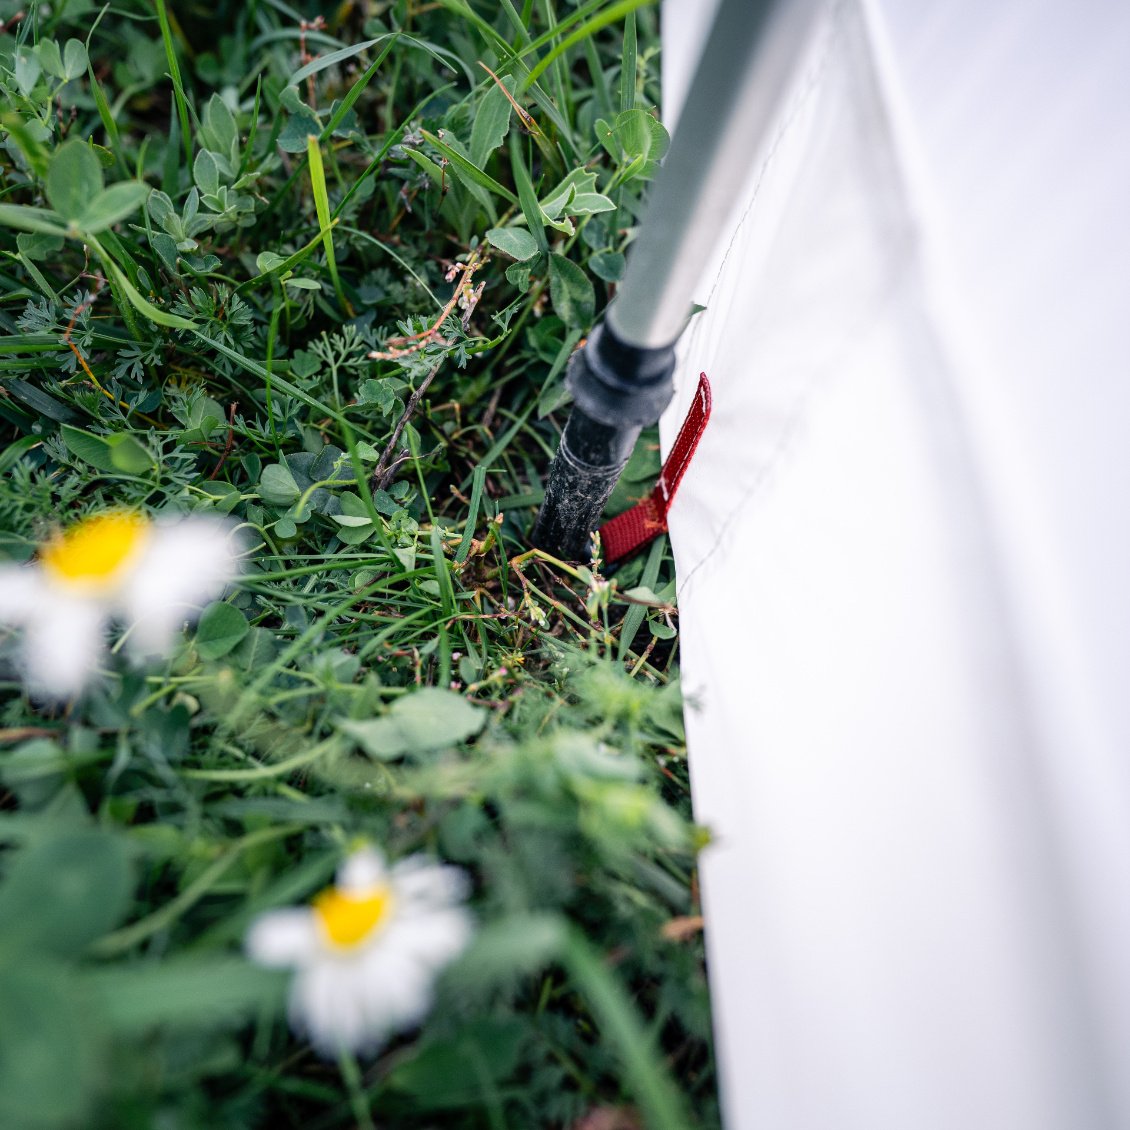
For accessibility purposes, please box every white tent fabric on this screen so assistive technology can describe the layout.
[658,1,1130,1127]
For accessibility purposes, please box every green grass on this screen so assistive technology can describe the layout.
[0,1,715,1127]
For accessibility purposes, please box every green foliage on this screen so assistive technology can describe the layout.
[195,601,250,659]
[486,224,540,261]
[0,2,712,1127]
[550,251,597,328]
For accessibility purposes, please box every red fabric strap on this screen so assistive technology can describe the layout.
[599,373,712,564]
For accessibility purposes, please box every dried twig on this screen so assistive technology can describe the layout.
[478,62,540,134]
[208,403,237,480]
[480,384,502,432]
[369,360,442,490]
[373,449,411,492]
[366,245,487,362]
[660,915,705,942]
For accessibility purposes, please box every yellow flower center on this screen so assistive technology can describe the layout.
[313,884,395,949]
[40,513,149,592]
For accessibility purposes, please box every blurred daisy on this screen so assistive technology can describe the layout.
[246,846,473,1056]
[0,511,239,696]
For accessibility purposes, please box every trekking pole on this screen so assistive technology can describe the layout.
[531,0,822,560]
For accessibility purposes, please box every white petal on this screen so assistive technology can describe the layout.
[0,564,44,623]
[293,960,385,1056]
[356,909,473,1030]
[357,952,435,1033]
[391,856,471,910]
[245,909,320,966]
[384,907,475,972]
[337,845,387,894]
[122,518,241,655]
[22,596,107,698]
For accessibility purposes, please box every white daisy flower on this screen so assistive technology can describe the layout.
[0,511,239,697]
[246,846,473,1057]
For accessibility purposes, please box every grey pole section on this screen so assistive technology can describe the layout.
[531,0,824,560]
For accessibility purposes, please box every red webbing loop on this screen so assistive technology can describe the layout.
[598,373,712,564]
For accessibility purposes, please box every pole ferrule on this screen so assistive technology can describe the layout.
[565,322,677,429]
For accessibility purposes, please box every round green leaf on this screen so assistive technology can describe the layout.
[106,433,152,474]
[486,226,539,262]
[195,601,249,659]
[188,395,226,430]
[391,687,486,751]
[278,108,322,154]
[549,252,595,328]
[258,462,301,506]
[150,231,180,274]
[46,139,103,223]
[351,568,376,591]
[506,261,532,292]
[336,522,375,546]
[388,1019,524,1108]
[193,149,220,197]
[589,249,625,283]
[59,425,115,472]
[198,481,241,514]
[13,48,41,98]
[35,40,66,80]
[16,231,63,261]
[0,831,132,957]
[337,716,408,760]
[63,38,88,83]
[233,626,279,671]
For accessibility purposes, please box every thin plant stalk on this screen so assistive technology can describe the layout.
[265,284,282,459]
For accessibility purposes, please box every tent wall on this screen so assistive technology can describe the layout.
[659,0,1130,1126]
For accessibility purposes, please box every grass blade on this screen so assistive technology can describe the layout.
[430,526,456,618]
[456,464,487,565]
[521,0,656,92]
[306,136,353,317]
[584,32,615,119]
[87,64,121,156]
[618,534,665,662]
[563,928,693,1130]
[319,34,400,142]
[161,99,180,195]
[153,0,193,172]
[509,132,548,258]
[289,34,391,87]
[621,8,637,112]
[420,130,519,205]
[88,236,197,330]
[499,0,532,45]
[237,76,262,180]
[331,81,455,222]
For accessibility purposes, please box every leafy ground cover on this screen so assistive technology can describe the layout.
[0,1,717,1127]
